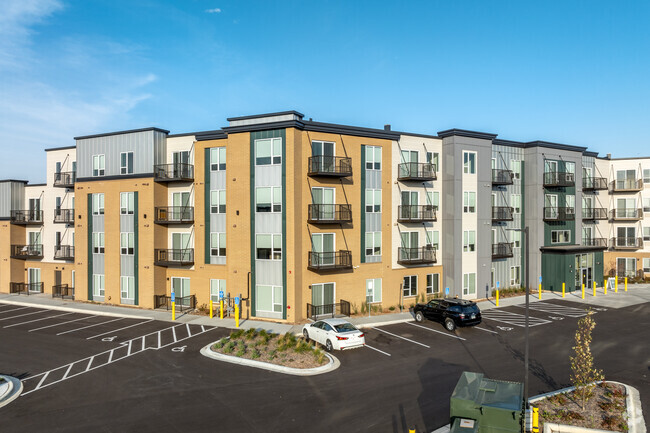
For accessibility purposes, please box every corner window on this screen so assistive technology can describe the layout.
[93,155,105,177]
[210,233,226,257]
[211,190,226,214]
[463,152,476,174]
[365,232,381,257]
[365,189,381,213]
[255,187,281,213]
[463,192,476,213]
[210,147,226,171]
[256,234,282,260]
[120,152,134,175]
[365,146,381,170]
[403,275,417,297]
[255,137,282,165]
[120,192,134,215]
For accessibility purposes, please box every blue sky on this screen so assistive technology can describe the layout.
[1,0,649,182]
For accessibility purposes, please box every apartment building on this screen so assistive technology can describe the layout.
[1,110,648,323]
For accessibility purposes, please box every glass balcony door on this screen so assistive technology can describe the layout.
[311,233,334,266]
[312,141,335,172]
[401,191,418,219]
[312,187,335,220]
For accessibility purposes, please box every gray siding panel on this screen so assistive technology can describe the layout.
[120,255,135,276]
[366,213,381,232]
[255,214,282,235]
[93,255,104,274]
[0,183,11,218]
[255,166,282,187]
[366,170,382,189]
[255,260,283,286]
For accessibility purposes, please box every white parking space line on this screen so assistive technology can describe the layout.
[365,344,391,357]
[474,326,499,334]
[0,303,17,309]
[28,315,95,332]
[513,302,589,318]
[86,319,153,339]
[480,309,550,327]
[4,312,74,328]
[56,318,124,335]
[0,309,49,321]
[372,327,431,348]
[0,306,31,314]
[406,322,467,341]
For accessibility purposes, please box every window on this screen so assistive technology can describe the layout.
[211,190,226,214]
[643,258,650,273]
[426,230,439,250]
[463,151,476,174]
[93,274,105,297]
[511,160,521,179]
[426,152,439,172]
[512,231,521,249]
[93,232,105,254]
[120,152,134,175]
[256,234,282,260]
[255,137,282,165]
[551,230,571,244]
[426,191,439,211]
[463,192,476,213]
[210,147,226,171]
[366,278,382,303]
[365,232,381,257]
[365,146,381,170]
[617,257,636,278]
[511,194,521,214]
[120,276,134,300]
[403,275,417,297]
[210,279,226,302]
[463,273,476,295]
[256,285,283,313]
[643,198,650,212]
[365,189,381,213]
[463,230,476,252]
[255,187,281,213]
[92,193,104,215]
[565,161,575,175]
[644,169,650,184]
[210,233,226,257]
[426,274,440,295]
[93,155,105,176]
[644,227,650,241]
[120,232,134,255]
[120,192,134,215]
[510,266,520,286]
[566,195,575,213]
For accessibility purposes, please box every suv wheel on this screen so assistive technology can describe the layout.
[415,311,424,323]
[445,318,456,332]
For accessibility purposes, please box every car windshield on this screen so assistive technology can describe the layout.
[334,323,357,333]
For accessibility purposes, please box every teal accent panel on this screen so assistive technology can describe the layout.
[205,148,211,264]
[87,194,93,301]
[134,191,139,306]
[541,252,574,292]
[360,145,366,264]
[281,130,287,320]
[520,162,525,279]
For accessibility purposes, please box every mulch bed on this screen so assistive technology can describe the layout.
[536,382,627,432]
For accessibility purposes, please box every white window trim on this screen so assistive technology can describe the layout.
[210,147,226,171]
[255,233,282,261]
[120,151,134,175]
[210,232,226,257]
[366,278,382,303]
[463,151,477,174]
[403,275,418,298]
[463,273,476,295]
[365,231,381,257]
[426,273,440,295]
[93,154,105,177]
[463,230,476,253]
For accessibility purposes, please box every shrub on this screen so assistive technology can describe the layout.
[315,351,325,364]
[213,340,225,349]
[251,349,261,359]
[230,329,244,339]
[389,306,395,311]
[245,328,257,340]
[235,348,245,357]
[223,341,235,354]
[259,329,268,338]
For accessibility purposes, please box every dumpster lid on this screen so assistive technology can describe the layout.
[451,372,523,411]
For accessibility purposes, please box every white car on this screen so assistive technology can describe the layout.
[302,318,365,352]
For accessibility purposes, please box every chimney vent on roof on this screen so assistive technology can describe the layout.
[384,124,391,131]
[606,153,612,159]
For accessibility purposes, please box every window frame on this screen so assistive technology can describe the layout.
[551,230,571,244]
[120,151,134,175]
[255,137,282,166]
[92,154,105,177]
[463,230,476,252]
[210,279,227,302]
[426,273,440,295]
[211,189,226,214]
[365,188,381,213]
[210,147,226,171]
[463,151,477,174]
[510,266,521,287]
[463,191,476,213]
[120,192,134,215]
[511,159,521,179]
[365,231,382,257]
[120,276,135,300]
[92,193,105,215]
[366,278,382,303]
[402,275,417,298]
[93,232,105,254]
[120,232,134,255]
[365,146,382,170]
[463,273,476,295]
[210,232,226,257]
[255,186,282,213]
[93,274,105,297]
[256,233,282,260]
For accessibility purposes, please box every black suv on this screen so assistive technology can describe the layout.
[413,298,481,331]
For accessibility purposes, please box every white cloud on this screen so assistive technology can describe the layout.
[205,8,221,13]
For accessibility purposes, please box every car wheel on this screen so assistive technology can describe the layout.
[325,339,333,352]
[303,329,309,342]
[445,318,456,332]
[415,311,424,323]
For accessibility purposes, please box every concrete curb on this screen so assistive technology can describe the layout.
[356,318,415,329]
[199,340,340,376]
[0,375,23,409]
[0,299,150,320]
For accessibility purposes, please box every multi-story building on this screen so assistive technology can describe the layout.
[1,111,648,323]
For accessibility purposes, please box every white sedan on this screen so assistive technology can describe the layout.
[302,318,365,352]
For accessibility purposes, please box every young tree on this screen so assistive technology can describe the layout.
[569,310,604,410]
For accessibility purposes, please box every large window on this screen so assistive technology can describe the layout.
[256,234,282,260]
[426,230,439,250]
[120,276,134,300]
[255,137,282,165]
[617,257,636,278]
[463,151,476,174]
[92,193,105,215]
[463,192,476,213]
[211,190,226,214]
[511,160,521,179]
[365,189,381,213]
[365,146,382,170]
[463,230,476,252]
[365,232,381,257]
[210,233,226,257]
[403,275,417,297]
[256,187,281,213]
[93,154,105,177]
[93,232,105,254]
[93,274,105,297]
[256,285,283,313]
[120,232,134,255]
[210,279,226,302]
[120,152,134,175]
[510,266,520,286]
[210,147,226,171]
[551,230,571,244]
[511,194,521,214]
[463,273,476,295]
[426,191,439,211]
[426,273,440,295]
[120,192,134,215]
[366,278,382,303]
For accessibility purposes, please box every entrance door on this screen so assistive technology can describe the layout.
[401,191,418,219]
[172,232,191,262]
[312,187,335,221]
[28,268,41,293]
[312,141,335,172]
[311,233,334,266]
[171,277,190,306]
[54,270,62,287]
[312,283,335,315]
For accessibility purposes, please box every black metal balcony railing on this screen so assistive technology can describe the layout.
[154,294,197,311]
[307,156,353,177]
[10,210,43,225]
[492,169,514,185]
[307,204,352,224]
[582,177,607,191]
[492,242,514,259]
[11,244,43,259]
[582,238,608,248]
[10,282,43,294]
[611,179,644,192]
[397,247,437,265]
[397,205,436,222]
[582,207,608,220]
[492,206,514,222]
[54,245,75,261]
[611,237,643,249]
[54,208,75,224]
[52,284,74,299]
[610,208,644,220]
[154,248,194,266]
[306,299,351,319]
[154,163,194,182]
[154,207,194,224]
[53,171,76,188]
[308,250,353,271]
[543,207,575,221]
[397,163,436,181]
[543,172,575,187]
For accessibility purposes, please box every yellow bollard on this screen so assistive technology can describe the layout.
[532,407,539,433]
[625,277,628,292]
[220,299,224,319]
[496,289,499,307]
[562,282,565,298]
[582,283,585,300]
[593,281,596,297]
[172,301,175,321]
[538,283,542,300]
[210,299,213,319]
[235,303,240,328]
[604,279,607,295]
[615,277,618,293]
[409,430,416,433]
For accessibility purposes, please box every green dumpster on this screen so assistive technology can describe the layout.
[450,372,524,433]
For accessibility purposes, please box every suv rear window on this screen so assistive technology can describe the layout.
[461,304,479,314]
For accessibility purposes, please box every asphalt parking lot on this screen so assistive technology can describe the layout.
[1,298,648,433]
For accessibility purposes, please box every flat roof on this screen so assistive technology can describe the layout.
[74,127,169,140]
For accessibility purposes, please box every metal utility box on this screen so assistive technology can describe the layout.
[450,372,524,433]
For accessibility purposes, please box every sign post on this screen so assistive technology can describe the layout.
[234,296,240,328]
[171,291,176,321]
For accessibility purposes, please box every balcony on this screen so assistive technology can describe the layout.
[492,169,514,185]
[492,206,514,222]
[154,248,194,266]
[11,244,43,259]
[610,237,643,250]
[582,177,607,191]
[154,207,194,224]
[397,205,436,223]
[610,208,643,221]
[397,163,436,181]
[10,210,43,225]
[54,208,75,224]
[543,172,575,188]
[397,246,436,265]
[582,238,608,248]
[543,207,575,222]
[52,284,74,299]
[307,156,352,177]
[53,171,76,188]
[10,282,43,294]
[610,179,643,193]
[492,242,514,259]
[308,250,353,271]
[54,245,75,261]
[582,207,608,220]
[154,163,194,182]
[307,204,352,224]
